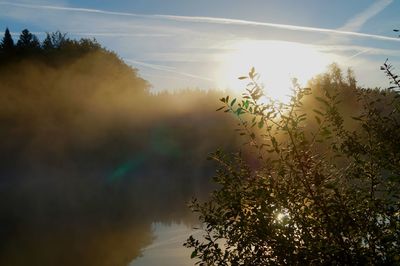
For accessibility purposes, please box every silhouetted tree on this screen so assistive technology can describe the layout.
[42,33,54,50]
[0,28,14,51]
[16,29,40,50]
[185,66,400,265]
[42,31,67,50]
[51,31,67,48]
[59,38,101,53]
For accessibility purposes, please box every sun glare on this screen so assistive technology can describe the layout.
[216,40,332,102]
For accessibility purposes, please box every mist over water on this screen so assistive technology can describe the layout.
[0,47,239,265]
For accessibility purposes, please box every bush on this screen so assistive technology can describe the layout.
[184,66,400,265]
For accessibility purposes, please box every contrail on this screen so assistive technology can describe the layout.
[1,1,400,42]
[339,0,393,32]
[70,32,171,37]
[10,31,170,38]
[124,59,213,82]
[10,31,46,36]
[124,59,177,72]
[346,48,373,61]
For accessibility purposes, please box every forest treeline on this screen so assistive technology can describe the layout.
[0,28,107,63]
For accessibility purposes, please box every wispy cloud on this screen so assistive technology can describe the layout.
[339,0,393,32]
[1,1,400,42]
[324,0,393,55]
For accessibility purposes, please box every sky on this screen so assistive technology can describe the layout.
[1,0,399,98]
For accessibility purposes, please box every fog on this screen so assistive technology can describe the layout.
[0,32,377,265]
[0,47,240,265]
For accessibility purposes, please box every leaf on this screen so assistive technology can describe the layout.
[243,100,249,109]
[313,109,324,116]
[191,250,198,259]
[249,67,255,79]
[258,119,264,129]
[236,107,244,115]
[315,116,321,124]
[216,106,225,111]
[315,96,329,106]
[271,137,278,148]
[238,76,248,80]
[230,98,236,106]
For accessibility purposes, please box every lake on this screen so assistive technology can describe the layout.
[0,95,231,265]
[0,152,214,266]
[130,223,201,266]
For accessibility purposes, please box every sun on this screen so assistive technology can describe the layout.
[215,40,332,102]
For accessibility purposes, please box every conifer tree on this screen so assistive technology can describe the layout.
[0,28,15,51]
[17,29,40,50]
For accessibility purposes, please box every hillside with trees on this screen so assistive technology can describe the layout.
[0,28,239,266]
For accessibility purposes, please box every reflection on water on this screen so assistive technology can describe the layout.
[0,151,213,266]
[0,79,238,265]
[131,223,201,266]
[0,108,232,265]
[0,50,239,265]
[0,170,211,266]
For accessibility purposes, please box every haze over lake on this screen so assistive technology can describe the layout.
[1,0,399,265]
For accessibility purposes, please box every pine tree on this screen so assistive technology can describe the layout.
[1,28,15,51]
[17,29,40,50]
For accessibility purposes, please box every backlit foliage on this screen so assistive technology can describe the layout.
[185,66,400,265]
